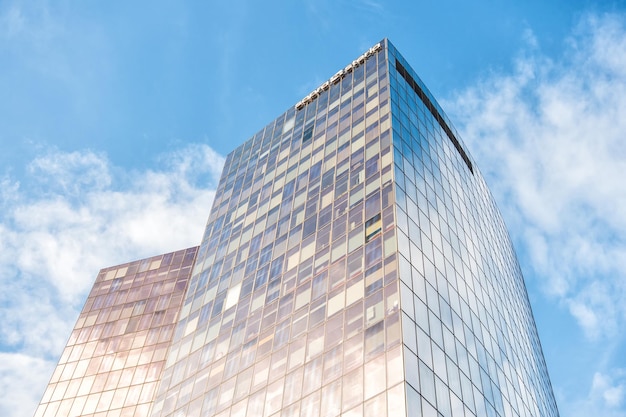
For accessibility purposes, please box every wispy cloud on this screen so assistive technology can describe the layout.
[593,371,626,410]
[565,369,626,417]
[0,144,223,417]
[27,150,112,195]
[0,353,51,417]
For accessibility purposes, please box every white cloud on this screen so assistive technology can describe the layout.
[27,150,112,195]
[563,370,626,417]
[0,352,52,417]
[0,144,223,417]
[594,371,626,409]
[448,13,626,343]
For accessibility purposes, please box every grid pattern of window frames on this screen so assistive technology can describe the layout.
[35,247,198,417]
[149,43,406,417]
[387,42,559,417]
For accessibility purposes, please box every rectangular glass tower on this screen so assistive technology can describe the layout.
[35,39,559,417]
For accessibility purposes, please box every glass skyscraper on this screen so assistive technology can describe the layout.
[35,39,559,417]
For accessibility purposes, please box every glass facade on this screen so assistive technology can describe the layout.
[35,39,559,417]
[35,247,198,417]
[387,42,558,417]
[149,41,401,417]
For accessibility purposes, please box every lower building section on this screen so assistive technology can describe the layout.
[34,247,198,417]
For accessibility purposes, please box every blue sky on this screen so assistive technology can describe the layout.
[1,1,625,416]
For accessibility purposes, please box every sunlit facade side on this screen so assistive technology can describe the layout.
[149,41,403,417]
[35,247,198,417]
